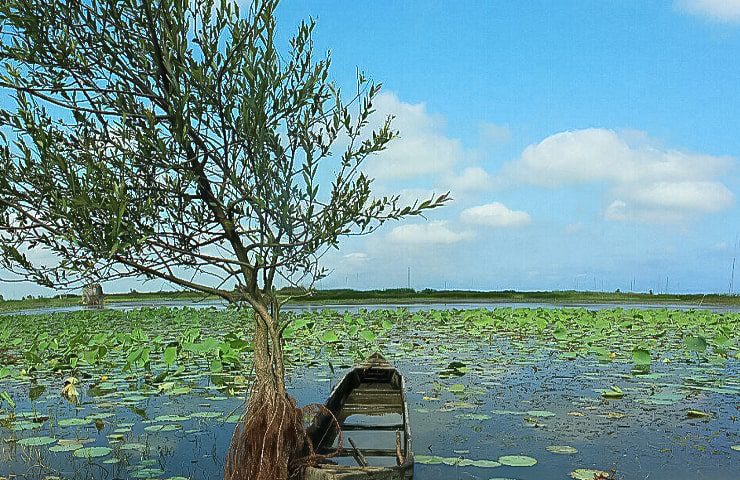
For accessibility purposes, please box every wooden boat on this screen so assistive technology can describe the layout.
[305,352,414,480]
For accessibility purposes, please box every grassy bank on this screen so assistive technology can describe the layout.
[1,287,738,312]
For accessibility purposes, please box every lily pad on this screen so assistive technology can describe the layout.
[73,446,112,458]
[144,423,181,433]
[58,418,91,427]
[601,386,624,399]
[131,467,166,478]
[571,469,610,480]
[526,410,555,418]
[547,445,578,454]
[498,455,537,467]
[17,436,56,447]
[49,441,84,453]
[686,410,711,419]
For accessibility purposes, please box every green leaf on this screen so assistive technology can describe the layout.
[601,386,624,399]
[73,446,112,458]
[632,347,652,365]
[319,331,339,343]
[553,322,568,341]
[358,330,377,342]
[209,358,223,373]
[497,455,537,467]
[163,346,177,367]
[685,335,707,353]
[17,436,56,447]
[0,391,15,409]
[448,383,466,393]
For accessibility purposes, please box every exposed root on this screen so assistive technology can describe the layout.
[297,403,344,463]
[224,302,344,480]
[224,388,305,480]
[225,397,344,480]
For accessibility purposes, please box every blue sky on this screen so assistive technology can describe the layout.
[2,0,740,297]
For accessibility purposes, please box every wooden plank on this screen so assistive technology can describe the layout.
[341,423,405,431]
[305,465,404,480]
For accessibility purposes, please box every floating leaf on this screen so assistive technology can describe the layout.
[498,455,537,467]
[547,445,578,454]
[144,423,181,433]
[58,418,91,427]
[73,446,112,458]
[571,469,610,480]
[686,410,711,419]
[154,414,190,422]
[17,436,56,447]
[601,386,624,399]
[526,410,555,418]
[49,441,84,453]
[131,468,166,478]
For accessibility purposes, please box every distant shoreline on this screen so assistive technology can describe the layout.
[1,288,738,313]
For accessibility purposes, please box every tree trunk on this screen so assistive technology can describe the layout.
[224,301,307,480]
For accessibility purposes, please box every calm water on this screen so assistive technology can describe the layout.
[1,320,738,479]
[8,299,740,316]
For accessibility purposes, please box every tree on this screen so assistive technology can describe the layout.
[0,0,448,478]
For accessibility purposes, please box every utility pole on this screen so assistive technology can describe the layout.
[407,266,411,290]
[731,257,736,295]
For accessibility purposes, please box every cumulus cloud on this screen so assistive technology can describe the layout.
[620,181,733,212]
[387,221,474,245]
[460,202,531,228]
[676,0,740,23]
[497,128,735,223]
[445,166,493,194]
[479,121,512,144]
[363,92,462,180]
[343,252,369,263]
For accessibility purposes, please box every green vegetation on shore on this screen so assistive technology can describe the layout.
[1,287,738,313]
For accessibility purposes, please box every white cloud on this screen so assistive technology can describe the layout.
[460,202,531,228]
[364,92,462,180]
[479,121,511,144]
[622,181,733,212]
[343,252,369,263]
[387,221,474,245]
[564,222,585,235]
[498,128,735,223]
[603,200,629,222]
[446,166,492,194]
[676,0,740,23]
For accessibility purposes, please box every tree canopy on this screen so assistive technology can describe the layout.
[0,0,448,304]
[0,2,449,477]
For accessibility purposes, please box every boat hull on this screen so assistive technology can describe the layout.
[305,353,413,480]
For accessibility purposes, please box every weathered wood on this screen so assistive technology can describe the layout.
[81,283,104,306]
[305,465,401,480]
[348,437,368,467]
[305,353,414,480]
